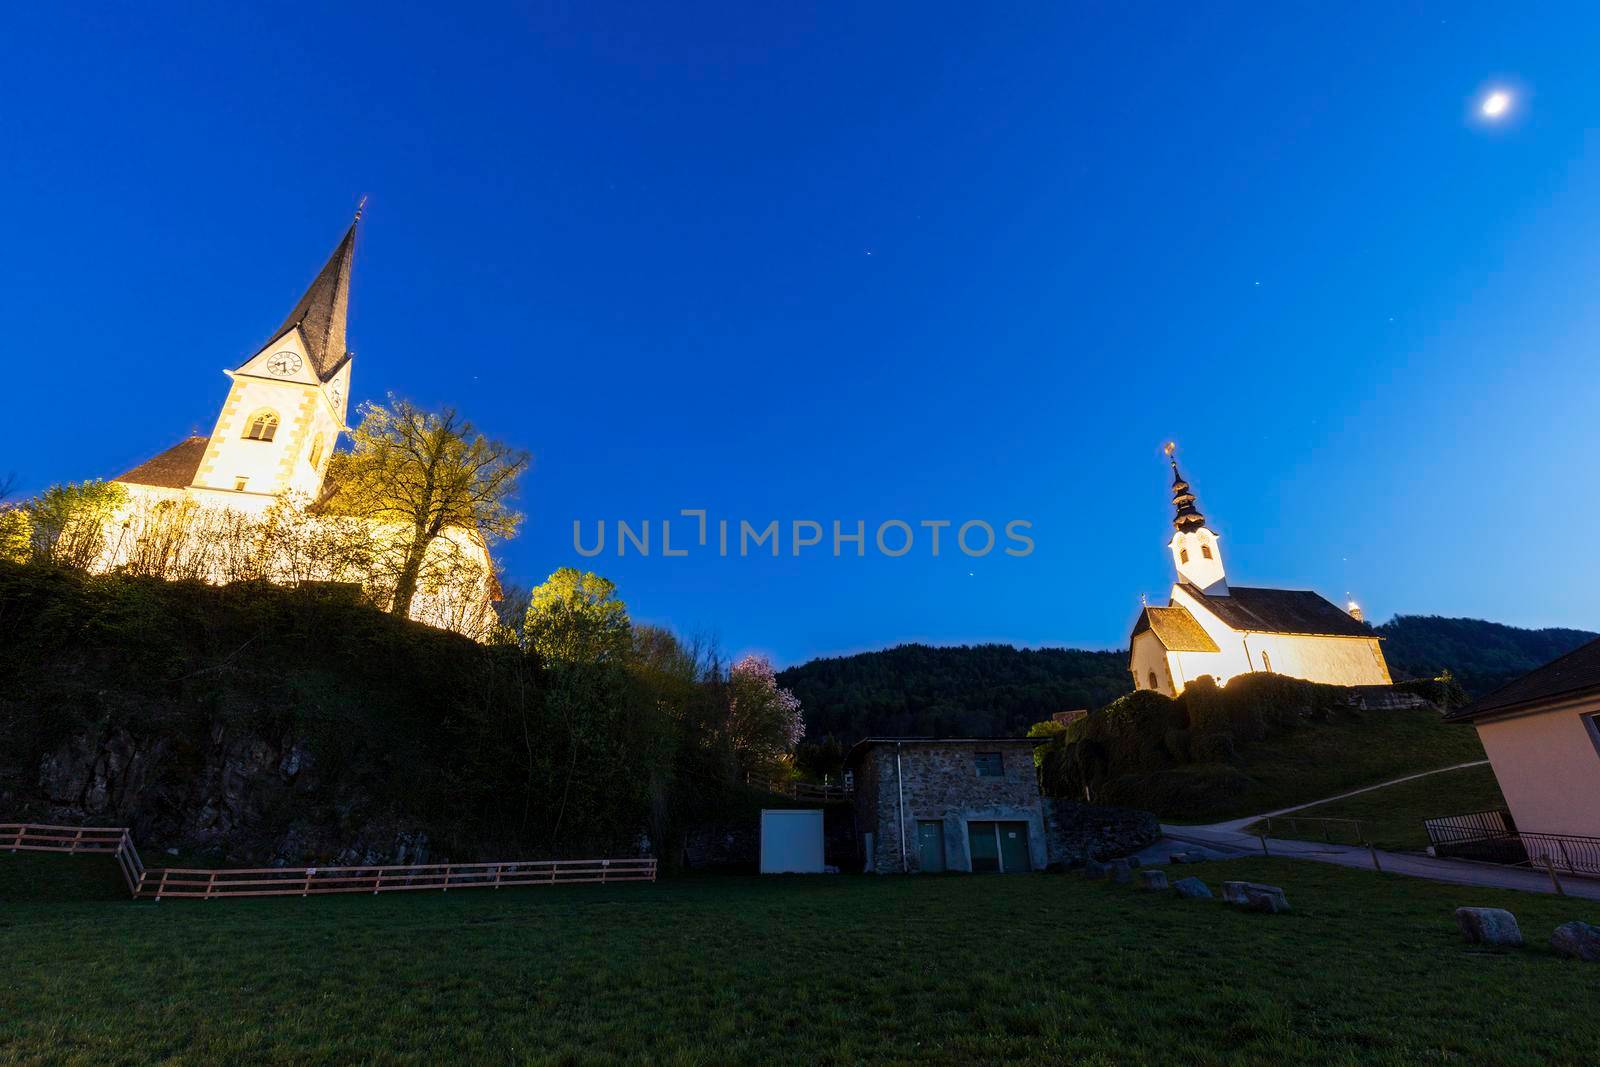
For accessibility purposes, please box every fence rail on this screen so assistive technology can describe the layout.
[4,821,654,901]
[1423,808,1513,846]
[746,774,852,802]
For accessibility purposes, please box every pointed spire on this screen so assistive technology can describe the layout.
[1165,443,1207,532]
[257,213,359,381]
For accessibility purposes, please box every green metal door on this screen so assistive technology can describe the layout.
[997,822,1031,873]
[967,821,1000,872]
[916,820,946,873]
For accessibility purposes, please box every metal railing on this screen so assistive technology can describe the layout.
[1423,808,1513,846]
[746,774,853,802]
[5,821,654,901]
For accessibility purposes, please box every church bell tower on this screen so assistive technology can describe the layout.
[1165,444,1228,596]
[187,210,360,505]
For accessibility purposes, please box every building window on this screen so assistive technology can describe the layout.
[1149,671,1159,690]
[1180,548,1190,564]
[1261,651,1272,673]
[309,434,326,469]
[244,411,279,442]
[1583,713,1600,759]
[974,752,1003,777]
[234,477,248,492]
[1201,544,1213,559]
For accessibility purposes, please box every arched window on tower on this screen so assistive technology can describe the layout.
[1201,544,1213,560]
[1148,671,1159,690]
[309,434,326,469]
[244,411,279,442]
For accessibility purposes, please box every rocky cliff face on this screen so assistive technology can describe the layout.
[16,721,432,867]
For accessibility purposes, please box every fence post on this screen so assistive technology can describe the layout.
[442,864,451,892]
[156,869,170,902]
[1258,821,1270,857]
[11,825,23,852]
[205,871,216,901]
[601,860,609,885]
[373,869,383,895]
[1322,819,1331,843]
[1366,841,1382,873]
[303,868,314,898]
[70,827,84,855]
[494,864,503,889]
[1543,856,1566,896]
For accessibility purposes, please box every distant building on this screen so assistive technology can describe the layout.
[98,211,497,637]
[1052,709,1088,727]
[1128,449,1391,696]
[1446,636,1600,838]
[847,738,1051,874]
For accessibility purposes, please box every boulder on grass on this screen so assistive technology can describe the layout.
[1221,881,1290,913]
[1083,858,1108,881]
[1172,876,1212,900]
[1455,907,1524,948]
[1551,921,1600,962]
[1139,869,1169,891]
[1110,859,1132,884]
[1242,888,1290,914]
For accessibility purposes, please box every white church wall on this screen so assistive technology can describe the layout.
[1238,631,1391,688]
[1129,631,1174,694]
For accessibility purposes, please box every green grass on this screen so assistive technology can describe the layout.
[4,853,1599,1065]
[1158,706,1489,822]
[1244,763,1506,851]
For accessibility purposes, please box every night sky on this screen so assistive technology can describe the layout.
[4,5,1599,664]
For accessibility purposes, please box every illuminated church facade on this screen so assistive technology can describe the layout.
[102,212,499,637]
[1129,451,1391,696]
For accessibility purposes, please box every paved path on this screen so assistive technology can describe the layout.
[1161,760,1600,901]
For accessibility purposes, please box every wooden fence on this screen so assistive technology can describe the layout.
[5,821,654,902]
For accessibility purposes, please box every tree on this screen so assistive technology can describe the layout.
[523,568,632,664]
[25,480,126,568]
[726,654,804,777]
[329,395,529,618]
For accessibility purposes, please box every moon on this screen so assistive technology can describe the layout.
[1481,89,1512,119]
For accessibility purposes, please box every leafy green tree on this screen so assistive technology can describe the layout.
[523,568,632,664]
[329,394,529,618]
[25,480,126,568]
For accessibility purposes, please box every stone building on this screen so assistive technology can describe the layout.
[847,738,1051,874]
[1129,447,1391,696]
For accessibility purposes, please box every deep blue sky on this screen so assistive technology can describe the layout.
[4,5,1599,665]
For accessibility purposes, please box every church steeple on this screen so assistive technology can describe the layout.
[1163,444,1228,596]
[257,209,359,381]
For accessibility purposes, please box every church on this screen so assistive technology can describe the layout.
[101,210,499,637]
[1129,449,1391,696]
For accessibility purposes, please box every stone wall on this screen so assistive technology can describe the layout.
[1041,798,1160,864]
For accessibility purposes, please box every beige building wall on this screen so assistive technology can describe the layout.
[1129,631,1175,694]
[1475,697,1600,838]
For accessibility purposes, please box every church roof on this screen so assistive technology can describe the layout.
[1445,636,1600,722]
[1181,584,1374,639]
[114,436,210,489]
[1132,605,1221,652]
[256,219,357,381]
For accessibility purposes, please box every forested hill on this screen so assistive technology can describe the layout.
[1375,615,1595,700]
[781,616,1598,744]
[778,644,1131,743]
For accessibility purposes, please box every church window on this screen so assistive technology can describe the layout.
[1201,544,1213,560]
[234,477,248,492]
[244,411,279,442]
[309,434,326,469]
[1180,548,1190,564]
[1148,671,1159,690]
[1261,651,1272,673]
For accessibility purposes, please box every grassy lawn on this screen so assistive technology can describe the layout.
[4,853,1599,1065]
[1245,763,1507,851]
[1159,706,1489,822]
